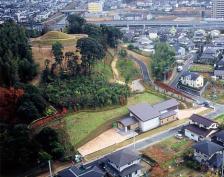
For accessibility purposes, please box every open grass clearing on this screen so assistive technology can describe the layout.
[117,58,141,82]
[64,92,165,148]
[31,31,87,46]
[94,52,113,81]
[189,64,214,73]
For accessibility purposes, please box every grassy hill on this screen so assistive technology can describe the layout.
[31,31,87,46]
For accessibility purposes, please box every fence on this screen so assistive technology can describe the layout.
[154,81,194,104]
[29,108,68,130]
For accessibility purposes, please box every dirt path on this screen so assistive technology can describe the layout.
[110,51,145,92]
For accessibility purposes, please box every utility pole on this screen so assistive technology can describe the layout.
[48,160,53,177]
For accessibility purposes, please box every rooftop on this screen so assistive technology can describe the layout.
[193,140,223,156]
[108,149,140,168]
[189,114,217,127]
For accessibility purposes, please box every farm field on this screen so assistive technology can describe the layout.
[64,92,165,147]
[141,137,206,177]
[189,64,213,73]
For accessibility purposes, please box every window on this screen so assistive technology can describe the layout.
[135,170,138,174]
[191,134,194,137]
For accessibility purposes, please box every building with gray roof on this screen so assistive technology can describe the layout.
[192,140,223,167]
[118,98,179,132]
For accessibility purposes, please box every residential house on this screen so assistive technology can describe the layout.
[173,44,186,57]
[199,48,221,65]
[105,149,142,177]
[118,99,179,132]
[193,29,206,43]
[184,114,219,142]
[212,130,224,147]
[57,165,106,177]
[180,71,204,89]
[192,140,223,169]
[214,58,224,79]
[57,149,142,177]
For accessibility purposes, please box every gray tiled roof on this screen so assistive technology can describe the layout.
[208,153,223,168]
[160,110,177,120]
[120,164,142,177]
[189,114,217,127]
[108,149,140,168]
[128,103,160,122]
[213,130,224,141]
[185,124,212,137]
[181,71,200,81]
[118,117,138,126]
[214,69,224,76]
[153,98,179,112]
[193,140,223,156]
[128,99,179,122]
[58,166,105,177]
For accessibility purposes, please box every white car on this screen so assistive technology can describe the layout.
[175,133,183,139]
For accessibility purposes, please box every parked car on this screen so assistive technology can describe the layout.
[177,66,183,72]
[175,133,183,139]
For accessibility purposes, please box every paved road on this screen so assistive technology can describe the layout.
[170,54,194,87]
[128,55,153,85]
[127,107,224,151]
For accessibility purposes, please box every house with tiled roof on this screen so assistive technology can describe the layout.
[57,148,142,177]
[192,140,223,169]
[212,130,224,147]
[180,71,204,89]
[117,98,179,132]
[214,58,224,80]
[184,114,219,142]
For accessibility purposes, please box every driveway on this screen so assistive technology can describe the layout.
[78,128,134,157]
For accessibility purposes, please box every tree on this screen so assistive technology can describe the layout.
[0,124,39,174]
[0,20,38,87]
[35,127,64,159]
[151,42,175,80]
[101,25,122,48]
[82,24,102,39]
[119,49,127,58]
[52,42,64,67]
[66,14,86,34]
[127,44,135,50]
[76,37,105,74]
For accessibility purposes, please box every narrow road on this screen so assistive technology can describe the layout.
[128,107,224,151]
[127,54,153,85]
[170,54,194,87]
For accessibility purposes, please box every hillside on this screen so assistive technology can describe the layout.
[31,31,87,46]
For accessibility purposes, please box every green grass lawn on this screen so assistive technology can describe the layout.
[64,92,164,147]
[117,58,141,82]
[215,114,224,123]
[189,64,213,73]
[94,53,113,81]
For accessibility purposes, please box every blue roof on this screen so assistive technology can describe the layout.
[193,140,223,156]
[208,153,223,168]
